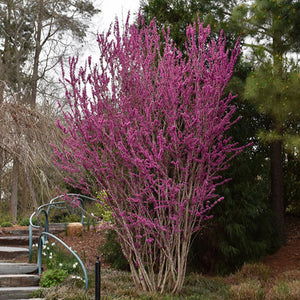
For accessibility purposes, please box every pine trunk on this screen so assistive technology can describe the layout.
[270,140,285,243]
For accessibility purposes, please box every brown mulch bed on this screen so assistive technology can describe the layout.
[57,227,107,270]
[262,216,300,276]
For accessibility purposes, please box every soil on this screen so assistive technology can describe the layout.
[262,215,300,277]
[57,224,108,270]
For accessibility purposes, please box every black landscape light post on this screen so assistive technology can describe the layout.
[95,256,101,300]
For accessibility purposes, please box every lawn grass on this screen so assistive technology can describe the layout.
[35,263,299,299]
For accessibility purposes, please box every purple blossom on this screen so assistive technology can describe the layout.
[52,14,245,293]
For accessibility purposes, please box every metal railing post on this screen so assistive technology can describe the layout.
[95,256,101,300]
[29,224,33,263]
[37,236,43,275]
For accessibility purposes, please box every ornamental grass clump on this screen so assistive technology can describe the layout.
[53,14,244,293]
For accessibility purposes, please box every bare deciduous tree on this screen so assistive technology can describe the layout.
[0,94,65,221]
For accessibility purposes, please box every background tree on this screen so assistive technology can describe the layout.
[0,0,33,100]
[0,0,100,221]
[0,96,65,221]
[53,16,243,293]
[30,0,100,106]
[0,0,35,221]
[140,0,247,53]
[230,0,300,242]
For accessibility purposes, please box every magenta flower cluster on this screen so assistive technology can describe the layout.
[52,15,243,293]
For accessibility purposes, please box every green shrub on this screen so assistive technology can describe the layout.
[0,203,12,224]
[40,269,68,287]
[85,193,114,223]
[93,202,113,222]
[100,229,129,271]
[19,217,38,226]
[1,221,13,227]
[49,206,82,223]
[30,288,46,298]
[63,214,81,223]
[19,218,30,226]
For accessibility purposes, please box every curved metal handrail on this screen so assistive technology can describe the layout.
[37,232,88,292]
[29,201,65,262]
[29,193,102,293]
[29,194,101,262]
[47,194,87,224]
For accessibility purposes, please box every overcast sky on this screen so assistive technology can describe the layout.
[79,0,141,58]
[94,0,141,33]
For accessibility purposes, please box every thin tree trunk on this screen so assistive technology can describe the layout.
[24,165,42,230]
[31,0,44,106]
[270,140,285,243]
[0,81,4,103]
[0,149,3,207]
[10,157,19,222]
[20,169,29,212]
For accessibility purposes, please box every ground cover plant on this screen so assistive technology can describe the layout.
[31,239,85,289]
[53,15,245,293]
[0,221,13,227]
[38,263,300,299]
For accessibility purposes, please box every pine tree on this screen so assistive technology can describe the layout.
[140,0,239,48]
[231,0,300,242]
[0,0,34,98]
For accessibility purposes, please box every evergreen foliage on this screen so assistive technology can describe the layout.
[100,229,130,271]
[232,0,300,242]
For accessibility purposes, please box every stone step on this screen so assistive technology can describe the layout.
[1,230,39,236]
[0,247,29,260]
[0,286,41,299]
[1,227,39,237]
[0,236,39,246]
[0,263,38,274]
[0,274,40,287]
[2,224,67,236]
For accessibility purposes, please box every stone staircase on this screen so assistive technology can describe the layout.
[0,225,66,299]
[0,263,41,299]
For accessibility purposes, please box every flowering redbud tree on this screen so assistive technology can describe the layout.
[53,15,244,293]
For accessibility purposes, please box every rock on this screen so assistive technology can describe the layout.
[66,223,83,236]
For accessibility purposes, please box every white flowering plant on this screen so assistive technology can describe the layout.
[33,239,83,277]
